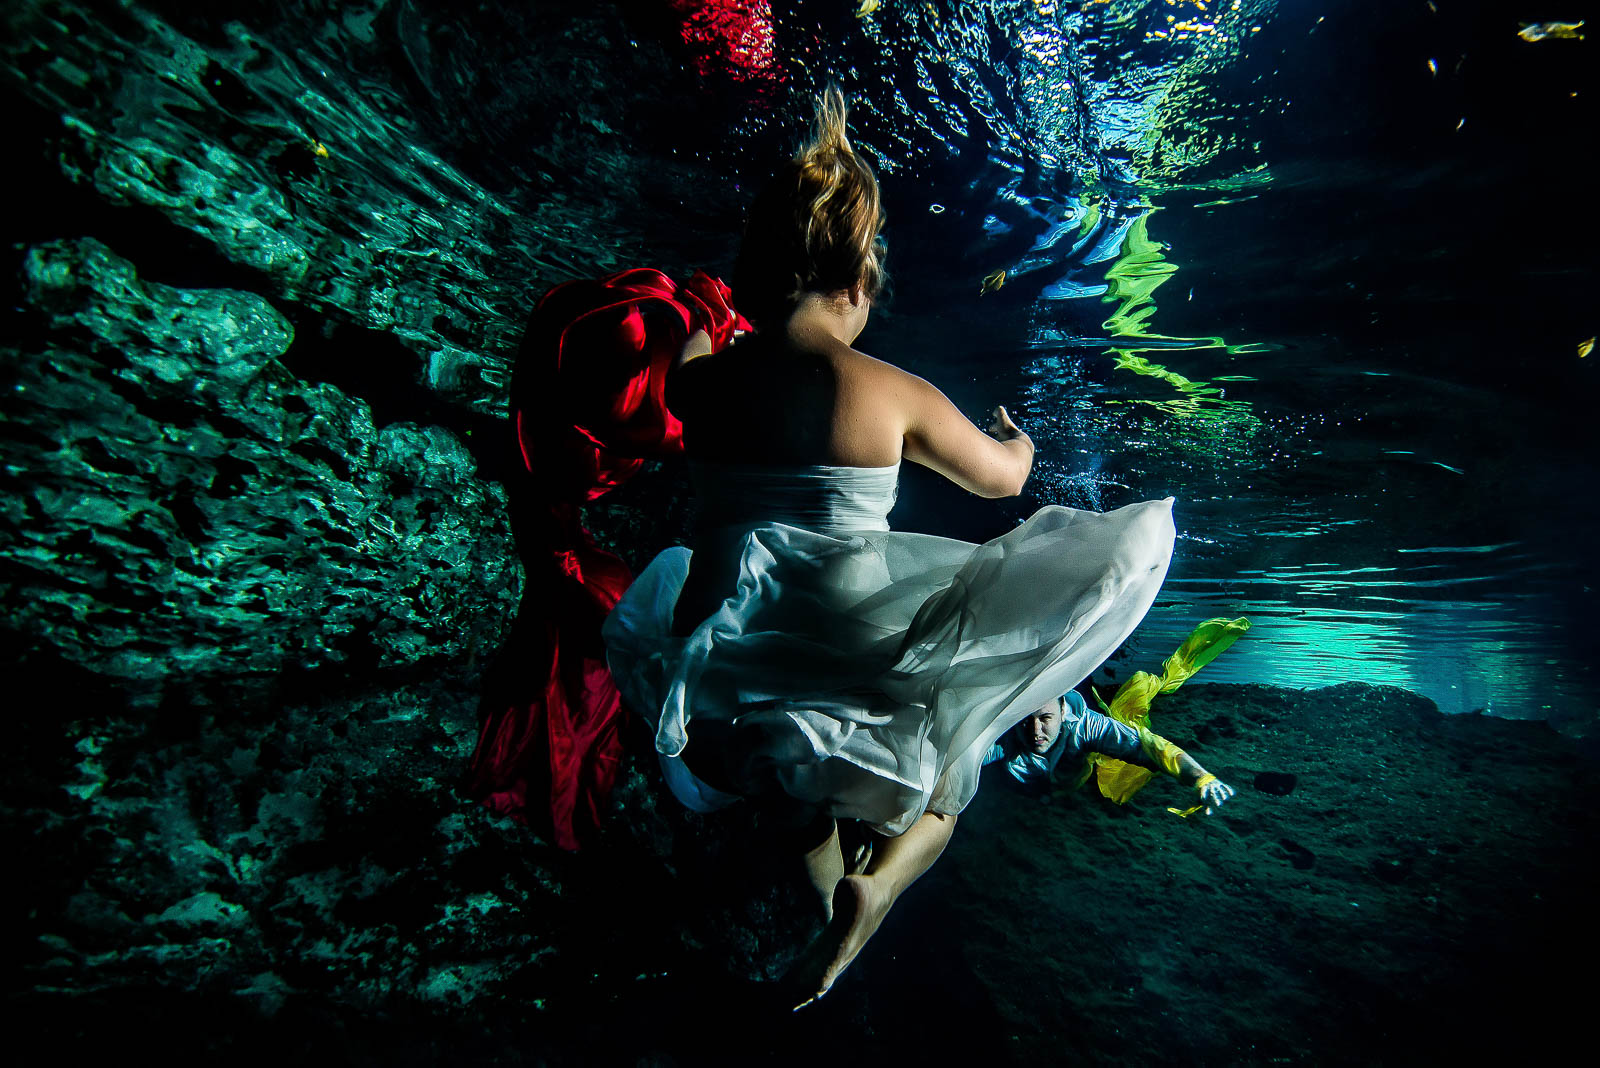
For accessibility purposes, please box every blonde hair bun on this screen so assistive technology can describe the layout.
[733,85,889,330]
[804,85,852,157]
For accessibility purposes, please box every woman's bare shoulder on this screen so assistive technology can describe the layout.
[831,342,929,397]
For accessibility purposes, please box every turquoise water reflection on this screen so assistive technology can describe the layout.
[999,195,1591,732]
[1134,561,1585,728]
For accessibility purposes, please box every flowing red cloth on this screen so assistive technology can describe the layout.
[465,268,747,850]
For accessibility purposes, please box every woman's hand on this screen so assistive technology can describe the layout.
[987,405,1029,444]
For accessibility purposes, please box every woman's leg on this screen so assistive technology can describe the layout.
[786,810,958,1009]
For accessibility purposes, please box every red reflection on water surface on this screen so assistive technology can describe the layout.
[666,0,783,83]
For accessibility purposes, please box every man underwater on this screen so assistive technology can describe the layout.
[984,690,1235,813]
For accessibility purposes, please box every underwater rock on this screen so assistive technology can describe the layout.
[15,668,813,1053]
[607,758,823,983]
[15,670,571,1028]
[9,613,1595,1064]
[1,237,519,708]
[1372,853,1414,885]
[1253,770,1298,795]
[944,681,1599,1065]
[5,0,717,420]
[1279,837,1316,870]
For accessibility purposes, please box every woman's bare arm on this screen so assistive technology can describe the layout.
[897,373,1034,498]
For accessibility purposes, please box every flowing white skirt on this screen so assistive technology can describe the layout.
[603,499,1176,835]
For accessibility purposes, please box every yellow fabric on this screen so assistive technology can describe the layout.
[1092,759,1152,804]
[1138,725,1186,775]
[1090,725,1184,804]
[1158,616,1252,693]
[1084,616,1250,805]
[1167,773,1219,818]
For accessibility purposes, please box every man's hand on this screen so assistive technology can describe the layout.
[1198,777,1235,815]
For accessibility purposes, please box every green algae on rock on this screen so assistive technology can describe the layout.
[2,237,520,709]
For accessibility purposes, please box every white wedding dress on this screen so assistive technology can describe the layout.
[602,461,1175,836]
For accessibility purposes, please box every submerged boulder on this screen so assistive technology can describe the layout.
[2,237,520,709]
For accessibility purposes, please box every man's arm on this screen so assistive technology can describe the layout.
[1172,750,1235,814]
[1068,702,1235,814]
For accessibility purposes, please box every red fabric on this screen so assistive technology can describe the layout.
[666,0,782,84]
[465,268,748,850]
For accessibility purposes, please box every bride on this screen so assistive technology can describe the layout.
[602,87,1175,1007]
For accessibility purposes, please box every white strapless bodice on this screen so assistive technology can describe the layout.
[689,461,899,535]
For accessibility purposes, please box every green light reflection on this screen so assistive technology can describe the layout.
[1097,209,1262,447]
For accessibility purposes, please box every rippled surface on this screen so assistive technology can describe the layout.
[5,0,1595,728]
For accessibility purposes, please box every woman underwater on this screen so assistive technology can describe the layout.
[602,87,1192,1007]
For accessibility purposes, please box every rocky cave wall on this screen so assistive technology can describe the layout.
[2,0,677,1028]
[0,0,808,1043]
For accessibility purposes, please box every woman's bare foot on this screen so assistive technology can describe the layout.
[786,873,892,1010]
[783,810,957,1010]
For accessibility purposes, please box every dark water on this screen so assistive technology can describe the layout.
[11,0,1591,727]
[4,0,1597,1059]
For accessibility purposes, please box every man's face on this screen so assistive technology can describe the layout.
[1023,700,1063,755]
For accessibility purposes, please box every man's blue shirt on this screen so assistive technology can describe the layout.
[984,690,1146,790]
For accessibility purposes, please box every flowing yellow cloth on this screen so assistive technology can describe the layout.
[1085,617,1251,805]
